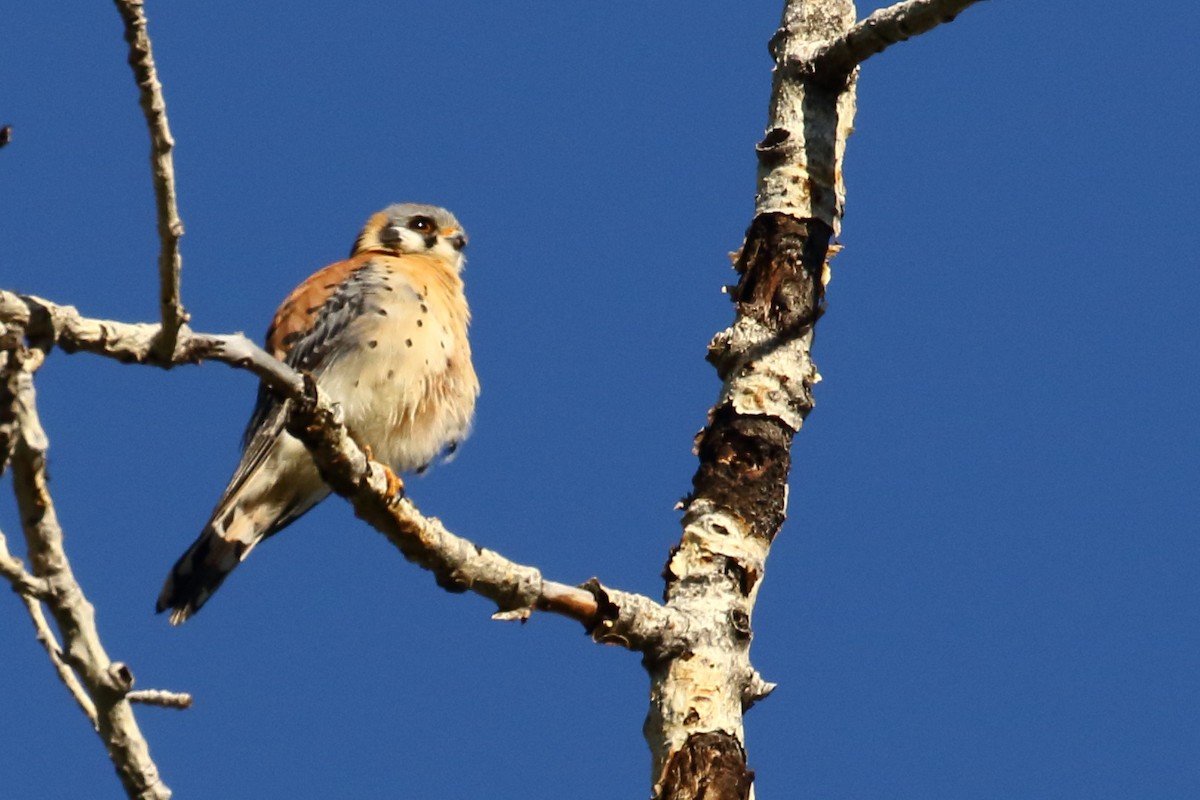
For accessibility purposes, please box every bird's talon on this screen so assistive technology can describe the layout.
[383,466,405,503]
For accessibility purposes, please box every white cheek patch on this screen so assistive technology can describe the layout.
[394,228,429,253]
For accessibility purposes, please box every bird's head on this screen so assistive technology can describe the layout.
[353,203,468,271]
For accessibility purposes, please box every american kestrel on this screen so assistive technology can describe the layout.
[158,203,479,624]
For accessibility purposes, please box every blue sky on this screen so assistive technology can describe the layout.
[3,1,1199,797]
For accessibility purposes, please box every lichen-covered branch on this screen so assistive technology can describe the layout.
[5,348,172,800]
[0,290,684,653]
[112,0,187,355]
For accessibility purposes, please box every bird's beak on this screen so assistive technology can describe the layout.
[442,228,468,251]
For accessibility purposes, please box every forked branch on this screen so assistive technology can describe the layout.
[787,0,990,82]
[2,346,172,800]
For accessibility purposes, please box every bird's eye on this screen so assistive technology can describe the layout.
[409,217,436,233]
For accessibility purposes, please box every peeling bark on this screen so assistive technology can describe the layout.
[649,2,854,797]
[649,1,990,795]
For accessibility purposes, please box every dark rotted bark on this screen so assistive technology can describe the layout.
[657,213,831,800]
[689,212,830,546]
[658,731,754,800]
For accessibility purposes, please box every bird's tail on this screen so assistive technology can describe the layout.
[156,512,263,625]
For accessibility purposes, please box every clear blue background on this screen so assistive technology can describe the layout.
[3,2,1198,797]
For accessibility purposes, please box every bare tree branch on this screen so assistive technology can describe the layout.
[0,290,686,653]
[0,526,44,595]
[795,0,990,81]
[112,0,187,356]
[0,290,301,395]
[17,582,100,728]
[649,1,990,796]
[4,1,997,795]
[286,375,688,651]
[651,0,860,796]
[6,347,172,799]
[0,353,19,477]
[127,690,194,710]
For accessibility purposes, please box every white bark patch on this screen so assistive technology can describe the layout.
[716,322,817,432]
[673,505,770,587]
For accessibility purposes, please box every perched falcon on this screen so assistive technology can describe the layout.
[158,203,479,624]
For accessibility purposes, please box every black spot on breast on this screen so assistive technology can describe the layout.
[416,319,423,327]
[377,308,388,316]
[353,379,360,388]
[368,340,378,349]
[419,303,428,313]
[406,338,413,347]
[387,369,395,380]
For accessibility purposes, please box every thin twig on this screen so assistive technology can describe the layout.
[20,590,100,727]
[112,0,187,357]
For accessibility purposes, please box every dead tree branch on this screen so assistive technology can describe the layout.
[3,0,993,795]
[650,0,987,797]
[4,346,172,800]
[793,0,990,83]
[0,519,89,726]
[127,690,194,710]
[0,290,686,654]
[16,576,101,728]
[112,0,187,356]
